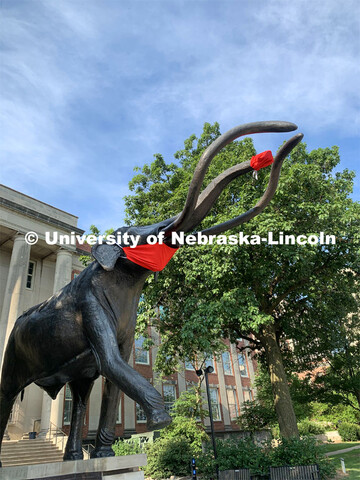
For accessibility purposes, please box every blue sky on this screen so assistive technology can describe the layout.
[1,0,359,232]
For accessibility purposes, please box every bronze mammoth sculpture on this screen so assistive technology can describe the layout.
[0,121,303,464]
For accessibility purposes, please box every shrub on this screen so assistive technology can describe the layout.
[197,437,271,478]
[298,420,326,436]
[112,437,142,456]
[273,420,331,439]
[308,401,360,426]
[310,402,329,419]
[197,436,336,479]
[144,436,194,479]
[328,403,360,426]
[269,437,336,479]
[160,416,207,452]
[338,422,360,441]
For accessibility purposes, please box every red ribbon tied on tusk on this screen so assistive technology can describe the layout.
[250,150,274,171]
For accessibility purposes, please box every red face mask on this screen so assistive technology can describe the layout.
[122,243,179,272]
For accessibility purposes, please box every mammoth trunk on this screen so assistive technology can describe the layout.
[259,323,299,439]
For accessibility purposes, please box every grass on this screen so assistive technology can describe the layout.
[319,442,360,454]
[328,449,360,480]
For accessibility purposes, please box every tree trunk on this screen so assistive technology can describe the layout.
[354,389,360,411]
[259,323,299,438]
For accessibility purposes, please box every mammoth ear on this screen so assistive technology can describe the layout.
[92,243,123,271]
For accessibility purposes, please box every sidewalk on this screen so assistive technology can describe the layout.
[325,445,360,456]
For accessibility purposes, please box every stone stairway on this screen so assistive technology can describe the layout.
[0,438,64,467]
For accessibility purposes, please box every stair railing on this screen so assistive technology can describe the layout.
[46,422,90,459]
[46,422,67,454]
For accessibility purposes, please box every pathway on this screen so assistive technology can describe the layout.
[324,445,360,457]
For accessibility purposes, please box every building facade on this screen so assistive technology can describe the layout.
[0,185,257,441]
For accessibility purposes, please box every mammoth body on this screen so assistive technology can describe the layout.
[0,219,174,462]
[7,260,145,392]
[0,121,303,465]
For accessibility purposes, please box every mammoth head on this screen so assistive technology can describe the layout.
[93,121,303,272]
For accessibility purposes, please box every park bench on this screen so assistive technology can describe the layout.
[269,464,320,479]
[219,469,251,480]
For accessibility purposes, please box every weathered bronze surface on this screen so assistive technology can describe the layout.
[0,121,303,464]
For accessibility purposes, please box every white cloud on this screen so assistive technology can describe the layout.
[1,0,358,225]
[128,1,359,138]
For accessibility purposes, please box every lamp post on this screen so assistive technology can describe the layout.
[196,365,219,480]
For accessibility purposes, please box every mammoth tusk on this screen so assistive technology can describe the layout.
[164,121,298,234]
[196,132,304,237]
[181,160,253,232]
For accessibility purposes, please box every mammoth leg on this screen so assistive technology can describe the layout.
[63,378,94,461]
[91,338,133,458]
[99,349,171,432]
[0,389,17,467]
[0,339,32,467]
[83,294,171,432]
[90,379,120,458]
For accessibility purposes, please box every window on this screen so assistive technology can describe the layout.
[209,387,221,421]
[222,351,233,375]
[163,384,176,414]
[204,354,216,372]
[238,353,249,377]
[226,387,239,420]
[135,336,149,364]
[185,359,195,371]
[243,388,253,402]
[186,381,197,392]
[26,261,35,289]
[116,398,122,424]
[136,403,147,423]
[63,384,72,425]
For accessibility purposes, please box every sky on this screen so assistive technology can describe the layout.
[1,0,359,232]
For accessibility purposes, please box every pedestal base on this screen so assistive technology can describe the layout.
[0,454,147,480]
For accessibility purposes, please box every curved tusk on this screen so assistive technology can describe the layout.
[181,160,253,232]
[164,121,298,234]
[197,133,304,237]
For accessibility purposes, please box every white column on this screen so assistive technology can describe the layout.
[246,347,256,380]
[230,343,246,409]
[243,339,257,398]
[0,234,30,440]
[150,327,163,395]
[123,351,136,434]
[0,234,31,362]
[40,248,73,434]
[52,249,73,295]
[216,355,231,427]
[177,371,186,394]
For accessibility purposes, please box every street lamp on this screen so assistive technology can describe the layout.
[196,365,219,480]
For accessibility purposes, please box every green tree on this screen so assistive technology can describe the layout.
[125,122,360,438]
[144,390,208,478]
[312,311,360,413]
[159,389,209,452]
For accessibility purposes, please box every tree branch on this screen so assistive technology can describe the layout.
[268,258,334,313]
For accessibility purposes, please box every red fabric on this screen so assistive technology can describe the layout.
[250,150,274,171]
[123,243,179,272]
